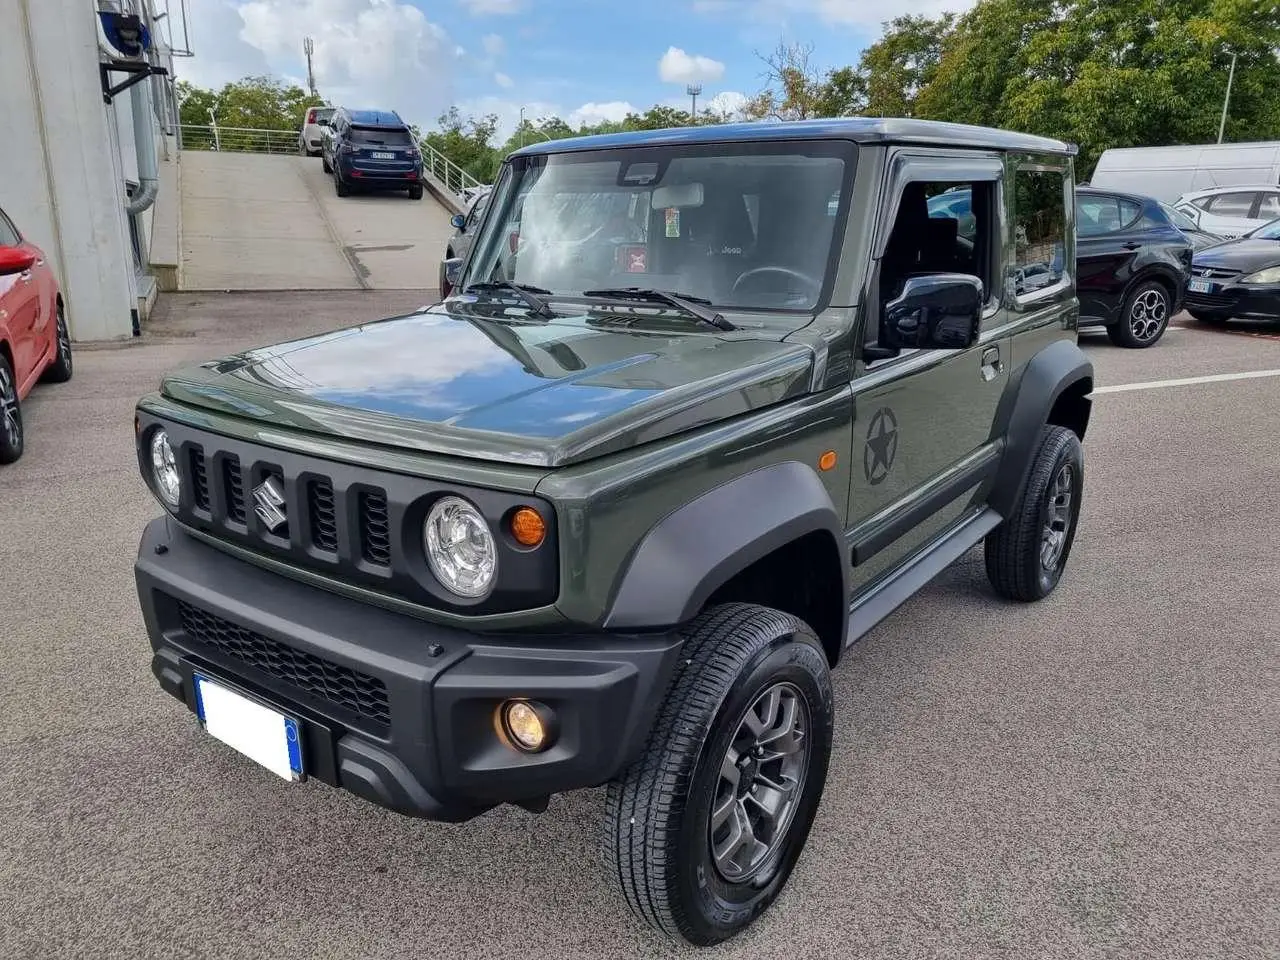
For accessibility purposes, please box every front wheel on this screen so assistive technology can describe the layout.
[985,424,1084,601]
[1108,280,1171,348]
[603,603,834,946]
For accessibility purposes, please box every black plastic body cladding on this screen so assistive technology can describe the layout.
[602,462,851,639]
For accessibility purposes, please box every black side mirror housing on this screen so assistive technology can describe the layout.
[876,273,984,355]
[440,257,463,298]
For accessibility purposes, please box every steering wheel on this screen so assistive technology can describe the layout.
[731,265,822,298]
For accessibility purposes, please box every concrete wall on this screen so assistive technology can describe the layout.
[1,0,175,341]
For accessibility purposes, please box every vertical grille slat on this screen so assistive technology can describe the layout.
[308,478,338,552]
[223,457,246,524]
[358,491,391,566]
[190,448,210,511]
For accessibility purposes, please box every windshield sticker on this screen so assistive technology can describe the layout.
[665,207,680,238]
[618,245,648,273]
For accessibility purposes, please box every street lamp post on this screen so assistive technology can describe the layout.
[1218,51,1237,144]
[687,84,702,122]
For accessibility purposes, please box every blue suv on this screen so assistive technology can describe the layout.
[322,109,425,199]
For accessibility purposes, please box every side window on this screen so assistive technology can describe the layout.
[1207,192,1256,216]
[1012,168,1067,297]
[1116,198,1143,229]
[1257,193,1280,219]
[0,211,20,247]
[1077,196,1121,237]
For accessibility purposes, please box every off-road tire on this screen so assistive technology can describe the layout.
[1107,279,1171,348]
[0,353,24,465]
[322,154,332,174]
[41,300,73,384]
[985,424,1084,602]
[603,603,834,946]
[408,184,424,200]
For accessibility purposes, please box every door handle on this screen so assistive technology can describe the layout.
[1122,241,1141,250]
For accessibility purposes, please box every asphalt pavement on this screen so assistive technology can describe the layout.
[1,297,1276,960]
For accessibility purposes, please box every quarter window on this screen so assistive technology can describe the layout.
[0,210,20,247]
[1256,193,1280,218]
[1012,168,1068,295]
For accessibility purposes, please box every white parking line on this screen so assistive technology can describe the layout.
[1094,368,1280,395]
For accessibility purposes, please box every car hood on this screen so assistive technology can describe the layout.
[1192,237,1280,272]
[158,306,816,468]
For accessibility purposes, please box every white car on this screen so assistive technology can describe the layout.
[297,105,335,157]
[1174,184,1280,239]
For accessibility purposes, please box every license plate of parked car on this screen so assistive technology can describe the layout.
[372,151,395,160]
[194,674,304,781]
[1188,279,1214,293]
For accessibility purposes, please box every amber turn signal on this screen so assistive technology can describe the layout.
[818,450,837,472]
[510,506,546,547]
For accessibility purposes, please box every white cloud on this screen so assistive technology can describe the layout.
[453,98,638,141]
[658,47,726,84]
[694,0,974,29]
[482,33,506,57]
[706,90,748,118]
[461,0,523,14]
[183,1,456,130]
[567,101,636,127]
[494,72,514,88]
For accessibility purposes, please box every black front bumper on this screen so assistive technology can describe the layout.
[135,516,683,822]
[1184,284,1280,320]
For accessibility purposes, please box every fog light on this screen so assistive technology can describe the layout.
[500,700,554,753]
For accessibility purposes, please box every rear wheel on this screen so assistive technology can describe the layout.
[41,300,73,383]
[1107,280,1170,348]
[408,184,424,200]
[603,603,834,946]
[321,154,332,174]
[0,354,24,465]
[335,172,350,198]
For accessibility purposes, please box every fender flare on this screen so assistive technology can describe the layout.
[988,339,1094,519]
[603,461,851,636]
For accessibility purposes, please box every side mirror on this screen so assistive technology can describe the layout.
[440,257,463,298]
[451,214,467,231]
[0,246,36,276]
[879,274,984,353]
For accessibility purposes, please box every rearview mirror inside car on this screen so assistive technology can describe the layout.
[0,245,36,276]
[877,274,984,355]
[651,182,704,209]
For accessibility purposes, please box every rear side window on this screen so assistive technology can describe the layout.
[1076,195,1142,236]
[1012,168,1068,296]
[349,127,413,147]
[1206,192,1256,216]
[1256,193,1280,219]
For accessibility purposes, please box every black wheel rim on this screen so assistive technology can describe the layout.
[0,364,20,447]
[1041,463,1074,571]
[57,307,71,366]
[709,681,810,884]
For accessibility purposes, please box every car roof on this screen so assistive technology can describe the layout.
[1076,185,1155,205]
[1179,183,1280,199]
[343,109,405,127]
[508,117,1075,158]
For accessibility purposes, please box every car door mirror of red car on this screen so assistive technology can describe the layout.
[0,246,36,276]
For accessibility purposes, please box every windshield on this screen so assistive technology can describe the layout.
[464,141,855,312]
[1250,218,1280,240]
[1160,202,1199,232]
[350,126,413,147]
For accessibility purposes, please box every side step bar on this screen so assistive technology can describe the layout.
[846,507,1002,647]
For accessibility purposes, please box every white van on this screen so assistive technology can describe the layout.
[1089,141,1280,204]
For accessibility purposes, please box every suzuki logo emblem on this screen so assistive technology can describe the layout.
[253,476,288,533]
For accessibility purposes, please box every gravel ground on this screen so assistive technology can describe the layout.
[1,294,1276,960]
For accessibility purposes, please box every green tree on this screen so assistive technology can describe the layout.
[424,107,503,182]
[744,41,865,120]
[857,14,955,117]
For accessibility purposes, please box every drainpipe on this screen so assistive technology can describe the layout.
[124,53,159,215]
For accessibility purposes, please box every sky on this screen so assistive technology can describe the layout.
[172,0,971,138]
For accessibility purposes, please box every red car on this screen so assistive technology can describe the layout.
[0,204,73,464]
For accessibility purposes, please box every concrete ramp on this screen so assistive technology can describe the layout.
[179,151,455,291]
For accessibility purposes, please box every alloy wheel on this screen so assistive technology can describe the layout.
[1128,288,1168,342]
[57,308,71,366]
[709,681,811,884]
[1040,462,1074,571]
[0,364,20,448]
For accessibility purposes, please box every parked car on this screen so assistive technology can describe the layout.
[297,105,334,157]
[131,116,1093,947]
[1159,201,1225,250]
[1075,186,1192,347]
[438,186,492,295]
[1183,216,1280,325]
[1173,184,1280,239]
[322,108,424,199]
[0,203,73,464]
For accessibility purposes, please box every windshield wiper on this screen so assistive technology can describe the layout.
[582,287,735,331]
[464,281,556,319]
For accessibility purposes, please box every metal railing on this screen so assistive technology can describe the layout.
[179,124,300,154]
[418,140,483,200]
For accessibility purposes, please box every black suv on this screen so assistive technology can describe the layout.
[322,108,425,200]
[1074,186,1192,348]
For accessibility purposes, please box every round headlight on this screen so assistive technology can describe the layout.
[424,496,497,598]
[149,429,181,509]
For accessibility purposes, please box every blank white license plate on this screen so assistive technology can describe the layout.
[1188,278,1214,293]
[194,674,304,781]
[372,151,395,160]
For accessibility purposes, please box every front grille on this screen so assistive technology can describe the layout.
[224,457,246,524]
[1192,266,1240,280]
[308,478,338,552]
[358,491,391,566]
[1185,291,1237,307]
[190,448,210,510]
[178,600,390,727]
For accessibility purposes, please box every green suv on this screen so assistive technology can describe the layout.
[134,118,1093,946]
